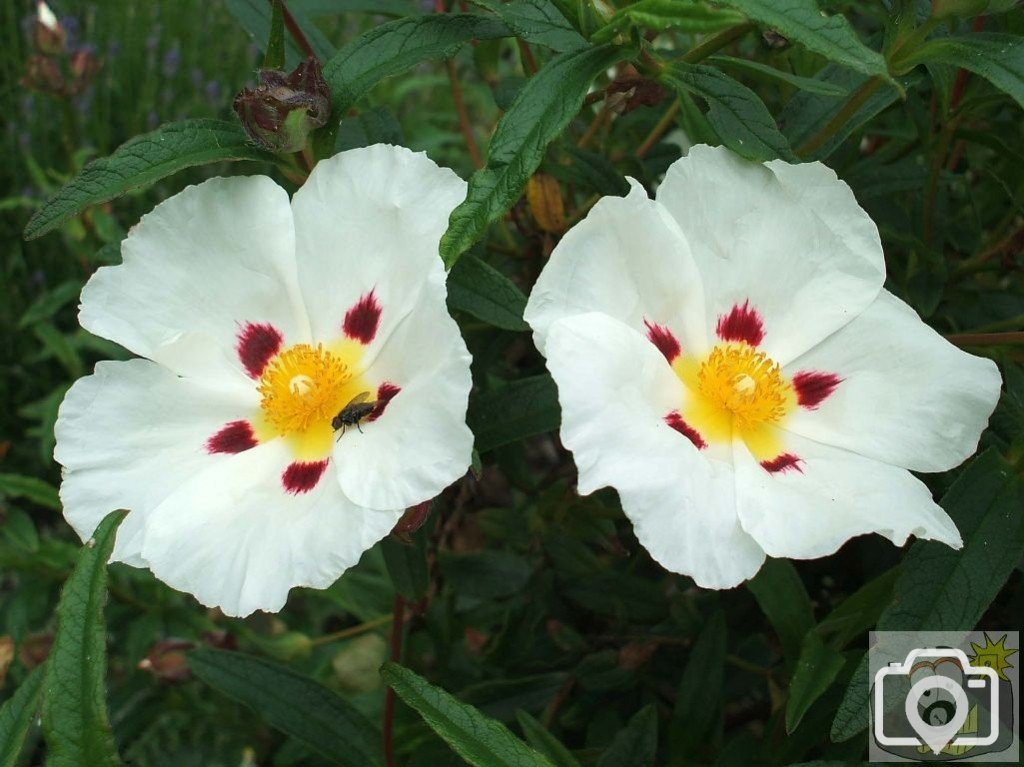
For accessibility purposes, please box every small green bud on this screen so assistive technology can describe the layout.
[233,57,329,153]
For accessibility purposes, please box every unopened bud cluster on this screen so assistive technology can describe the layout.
[233,57,330,153]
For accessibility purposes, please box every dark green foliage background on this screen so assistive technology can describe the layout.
[1,1,1023,765]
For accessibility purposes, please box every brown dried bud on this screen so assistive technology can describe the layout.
[233,57,330,153]
[139,639,194,683]
[32,1,66,56]
[527,173,566,234]
[18,633,52,670]
[606,75,667,114]
[761,29,790,50]
[392,500,432,536]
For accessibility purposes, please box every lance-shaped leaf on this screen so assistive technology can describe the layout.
[448,255,529,332]
[708,55,847,96]
[440,44,626,266]
[831,449,1024,742]
[661,62,796,161]
[0,473,60,510]
[669,611,726,758]
[0,665,45,767]
[898,33,1024,111]
[785,633,847,733]
[593,0,746,43]
[189,648,382,766]
[42,509,127,767]
[515,710,581,767]
[380,662,556,767]
[747,558,814,667]
[472,0,586,52]
[323,14,510,113]
[596,705,658,767]
[468,375,561,452]
[24,120,275,240]
[714,0,890,80]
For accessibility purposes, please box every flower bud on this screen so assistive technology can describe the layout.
[527,173,566,234]
[233,57,330,153]
[32,1,66,56]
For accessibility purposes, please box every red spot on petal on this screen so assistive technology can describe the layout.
[792,371,842,409]
[761,453,803,474]
[206,420,257,454]
[716,300,764,346]
[665,411,706,450]
[644,320,681,362]
[368,382,401,422]
[282,460,329,495]
[237,322,283,379]
[343,291,382,344]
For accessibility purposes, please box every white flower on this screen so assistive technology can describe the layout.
[525,145,1002,589]
[55,144,474,616]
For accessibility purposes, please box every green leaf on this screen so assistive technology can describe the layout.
[42,509,127,767]
[831,449,1024,742]
[596,705,657,767]
[785,633,846,733]
[18,281,83,329]
[514,710,581,767]
[0,665,45,767]
[292,0,422,16]
[189,648,382,766]
[34,322,82,378]
[448,255,529,332]
[323,14,510,114]
[708,55,848,96]
[669,611,726,759]
[440,550,533,599]
[380,662,556,767]
[334,106,404,151]
[660,62,796,161]
[714,0,890,79]
[747,559,814,667]
[440,44,627,267]
[780,66,910,160]
[815,565,900,649]
[24,120,275,240]
[593,0,746,43]
[900,33,1024,111]
[381,509,432,601]
[264,0,286,69]
[467,375,561,453]
[472,0,586,52]
[0,473,60,510]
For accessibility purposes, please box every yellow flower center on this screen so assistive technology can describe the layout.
[696,344,789,430]
[258,344,353,435]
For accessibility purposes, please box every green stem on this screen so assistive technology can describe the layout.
[682,22,754,64]
[796,77,883,158]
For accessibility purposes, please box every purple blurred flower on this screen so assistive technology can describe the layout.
[204,79,222,106]
[147,110,159,130]
[108,39,120,57]
[145,24,161,52]
[30,270,46,289]
[162,41,181,77]
[59,14,78,46]
[190,67,204,87]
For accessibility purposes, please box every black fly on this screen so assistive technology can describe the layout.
[332,391,377,439]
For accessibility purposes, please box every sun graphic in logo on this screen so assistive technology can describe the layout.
[969,633,1017,682]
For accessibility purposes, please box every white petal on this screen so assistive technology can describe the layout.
[734,431,961,560]
[80,176,308,388]
[782,290,1002,473]
[545,313,765,589]
[333,282,474,510]
[140,440,403,617]
[55,359,258,565]
[655,145,885,364]
[291,144,466,353]
[524,180,707,356]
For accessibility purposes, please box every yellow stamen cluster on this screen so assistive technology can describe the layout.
[258,344,352,434]
[697,344,789,430]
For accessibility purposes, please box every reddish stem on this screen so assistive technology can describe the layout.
[382,594,406,767]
